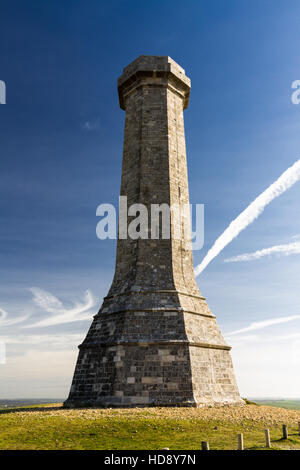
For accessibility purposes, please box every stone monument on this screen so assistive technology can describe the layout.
[65,56,242,407]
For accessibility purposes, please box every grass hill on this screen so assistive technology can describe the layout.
[1,402,300,450]
[254,399,300,411]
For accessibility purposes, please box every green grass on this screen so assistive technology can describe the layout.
[1,404,300,450]
[254,400,300,411]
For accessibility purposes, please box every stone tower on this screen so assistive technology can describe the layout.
[65,56,242,407]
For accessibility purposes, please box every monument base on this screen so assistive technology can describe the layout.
[64,309,243,408]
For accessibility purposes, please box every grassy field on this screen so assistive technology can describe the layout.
[254,400,300,411]
[1,403,300,450]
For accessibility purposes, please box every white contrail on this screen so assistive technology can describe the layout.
[226,314,300,336]
[225,241,300,263]
[194,159,300,276]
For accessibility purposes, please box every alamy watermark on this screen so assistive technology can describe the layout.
[96,197,204,250]
[0,80,6,104]
[0,341,6,365]
[291,80,300,104]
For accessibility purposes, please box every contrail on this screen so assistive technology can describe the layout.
[226,314,300,336]
[194,159,300,276]
[225,241,300,263]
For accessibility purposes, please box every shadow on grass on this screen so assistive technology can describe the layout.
[272,436,299,442]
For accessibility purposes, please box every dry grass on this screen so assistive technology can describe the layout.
[9,402,300,424]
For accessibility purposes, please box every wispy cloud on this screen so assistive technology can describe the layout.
[2,333,83,347]
[0,308,29,328]
[194,159,300,276]
[82,117,101,131]
[225,241,300,263]
[24,288,95,328]
[227,314,300,336]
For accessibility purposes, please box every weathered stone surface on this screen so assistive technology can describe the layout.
[65,56,242,408]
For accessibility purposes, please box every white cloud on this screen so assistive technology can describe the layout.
[0,308,29,328]
[224,241,300,263]
[0,349,77,398]
[226,314,300,336]
[2,333,83,347]
[194,159,300,275]
[24,288,96,328]
[225,325,300,397]
[82,117,101,131]
[230,339,300,398]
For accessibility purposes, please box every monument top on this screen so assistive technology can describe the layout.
[118,55,191,110]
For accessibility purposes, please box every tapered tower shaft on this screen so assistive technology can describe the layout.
[111,55,198,298]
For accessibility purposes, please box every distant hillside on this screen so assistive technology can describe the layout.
[0,399,63,409]
[254,399,300,411]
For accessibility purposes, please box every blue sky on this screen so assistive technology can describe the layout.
[1,0,300,398]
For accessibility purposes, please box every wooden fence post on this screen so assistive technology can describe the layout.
[298,422,300,436]
[264,429,271,448]
[201,441,209,450]
[238,433,244,450]
[282,424,288,439]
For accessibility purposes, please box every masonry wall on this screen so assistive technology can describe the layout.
[65,56,242,408]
